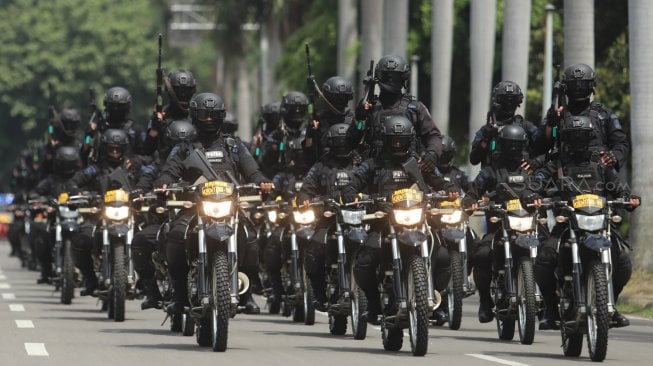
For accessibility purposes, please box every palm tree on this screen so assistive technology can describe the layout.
[359,0,383,96]
[469,0,497,175]
[383,0,408,57]
[337,0,357,84]
[431,0,454,135]
[628,0,653,270]
[502,0,531,116]
[563,0,594,68]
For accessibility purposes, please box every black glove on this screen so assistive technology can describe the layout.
[523,193,541,205]
[599,150,617,167]
[420,151,439,172]
[546,106,561,127]
[481,124,498,140]
[342,187,358,204]
[462,196,476,210]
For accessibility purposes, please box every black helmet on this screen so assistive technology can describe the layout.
[222,112,238,135]
[53,146,80,177]
[189,92,226,136]
[375,54,410,94]
[168,70,197,108]
[561,63,596,102]
[261,102,282,133]
[322,76,353,113]
[104,86,132,126]
[100,128,130,165]
[325,123,351,158]
[58,108,81,137]
[439,135,457,169]
[163,120,197,149]
[491,81,523,122]
[281,91,309,129]
[560,115,595,155]
[497,124,527,158]
[381,115,414,159]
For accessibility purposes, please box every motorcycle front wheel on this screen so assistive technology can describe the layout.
[586,261,610,362]
[517,258,536,345]
[112,244,127,322]
[407,254,429,356]
[60,239,75,305]
[211,250,230,352]
[447,250,464,330]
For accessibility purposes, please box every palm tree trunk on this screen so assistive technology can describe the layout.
[502,0,531,116]
[237,60,252,141]
[338,0,357,84]
[563,0,594,68]
[383,0,408,57]
[431,0,454,136]
[360,0,383,96]
[469,0,497,176]
[628,0,653,270]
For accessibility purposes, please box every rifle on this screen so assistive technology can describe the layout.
[548,64,563,160]
[155,33,164,116]
[46,82,59,137]
[305,43,318,123]
[85,87,104,163]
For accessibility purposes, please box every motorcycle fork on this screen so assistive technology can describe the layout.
[290,223,303,296]
[229,215,239,306]
[601,243,615,314]
[335,222,350,297]
[126,216,135,285]
[389,226,406,310]
[102,220,111,286]
[54,220,63,274]
[197,216,210,306]
[501,227,515,301]
[569,229,585,313]
[460,223,470,292]
[422,224,436,309]
[530,245,543,301]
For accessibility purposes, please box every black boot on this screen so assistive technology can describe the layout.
[361,290,381,325]
[79,275,98,296]
[611,311,630,328]
[539,306,560,330]
[166,277,189,315]
[239,290,261,314]
[140,278,163,310]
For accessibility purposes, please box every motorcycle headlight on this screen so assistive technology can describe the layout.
[58,206,79,219]
[508,216,534,232]
[267,210,278,223]
[440,209,463,224]
[393,207,423,226]
[576,214,605,231]
[202,201,233,219]
[293,209,315,225]
[104,206,130,221]
[341,210,365,225]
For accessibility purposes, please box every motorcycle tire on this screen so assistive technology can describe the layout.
[407,254,429,356]
[112,244,127,322]
[447,250,464,330]
[351,276,368,340]
[586,261,610,362]
[517,258,536,345]
[211,250,230,352]
[60,239,75,305]
[303,269,315,326]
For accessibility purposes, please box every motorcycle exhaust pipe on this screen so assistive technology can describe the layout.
[432,290,442,310]
[238,272,250,295]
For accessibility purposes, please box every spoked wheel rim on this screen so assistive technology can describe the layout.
[518,267,527,335]
[587,273,598,352]
[351,281,360,329]
[407,263,418,346]
[447,280,454,317]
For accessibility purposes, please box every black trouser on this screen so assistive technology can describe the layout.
[29,222,53,278]
[263,226,290,300]
[70,222,98,283]
[166,212,260,303]
[470,232,495,308]
[534,225,632,315]
[132,223,161,281]
[7,220,23,257]
[352,225,385,314]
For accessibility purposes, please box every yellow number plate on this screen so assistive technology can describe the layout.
[104,189,129,203]
[201,181,233,196]
[391,188,423,204]
[58,193,69,204]
[506,198,523,211]
[439,198,461,208]
[572,194,603,209]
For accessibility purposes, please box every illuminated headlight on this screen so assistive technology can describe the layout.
[342,210,365,225]
[393,208,423,226]
[576,214,605,231]
[104,206,130,221]
[58,206,79,219]
[267,210,278,223]
[293,209,315,225]
[508,216,534,232]
[202,201,232,219]
[440,209,463,224]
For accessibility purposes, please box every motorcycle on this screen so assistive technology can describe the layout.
[477,194,543,345]
[552,194,633,362]
[160,180,260,352]
[428,196,476,330]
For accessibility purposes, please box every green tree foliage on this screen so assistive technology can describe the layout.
[0,0,164,187]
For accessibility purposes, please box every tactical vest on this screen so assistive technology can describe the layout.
[372,162,412,196]
[492,167,532,201]
[561,161,603,196]
[322,165,356,200]
[191,138,240,184]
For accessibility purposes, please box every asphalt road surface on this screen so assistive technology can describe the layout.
[1,240,652,366]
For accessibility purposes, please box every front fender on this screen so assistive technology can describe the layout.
[582,233,611,252]
[205,222,234,243]
[515,234,540,250]
[397,229,427,247]
[347,227,368,244]
[108,223,129,237]
[60,221,80,233]
[441,228,465,243]
[296,226,316,241]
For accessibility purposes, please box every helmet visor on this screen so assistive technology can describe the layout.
[387,136,411,155]
[195,109,225,121]
[565,80,594,98]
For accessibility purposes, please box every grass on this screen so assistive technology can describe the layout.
[618,269,653,318]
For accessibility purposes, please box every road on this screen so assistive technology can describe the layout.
[1,240,652,366]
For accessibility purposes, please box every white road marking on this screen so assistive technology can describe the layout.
[466,354,530,366]
[16,320,35,328]
[1,293,16,300]
[25,343,49,356]
[9,304,25,312]
[0,283,10,289]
